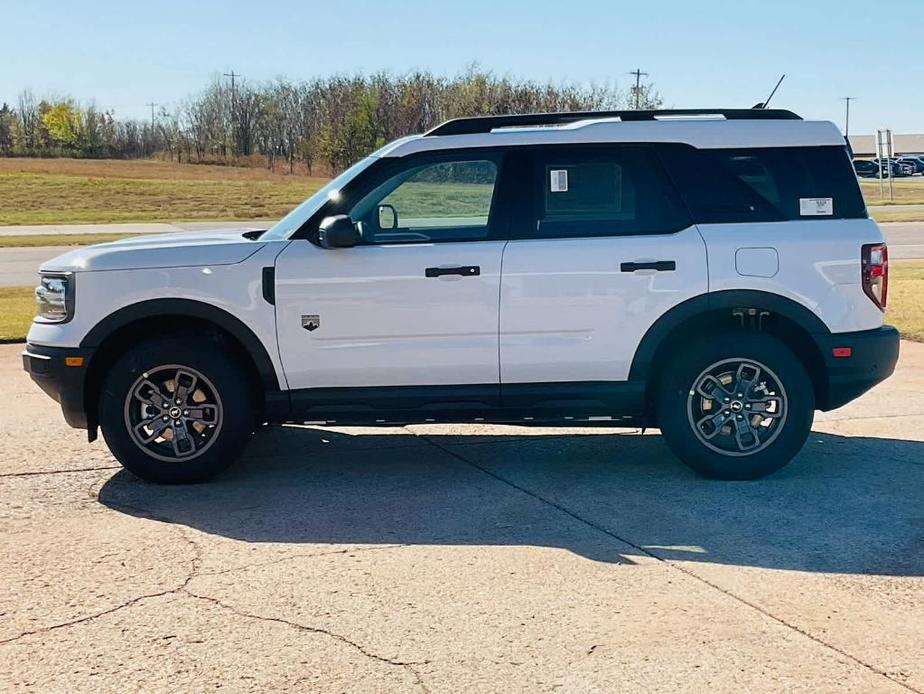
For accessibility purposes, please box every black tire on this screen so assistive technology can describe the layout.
[99,336,256,483]
[656,332,814,480]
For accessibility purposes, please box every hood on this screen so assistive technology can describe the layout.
[40,229,267,273]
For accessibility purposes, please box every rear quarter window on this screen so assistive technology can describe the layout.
[659,144,867,223]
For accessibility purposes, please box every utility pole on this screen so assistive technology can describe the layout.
[223,70,240,156]
[841,96,854,138]
[144,102,159,156]
[223,70,239,102]
[146,102,158,129]
[628,68,649,109]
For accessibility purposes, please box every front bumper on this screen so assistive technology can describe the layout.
[814,325,900,410]
[22,343,95,430]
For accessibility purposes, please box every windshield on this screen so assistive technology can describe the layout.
[259,156,378,241]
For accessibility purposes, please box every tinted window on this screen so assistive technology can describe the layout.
[660,145,867,223]
[528,146,691,238]
[349,157,499,244]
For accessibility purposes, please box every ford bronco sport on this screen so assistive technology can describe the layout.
[23,109,900,483]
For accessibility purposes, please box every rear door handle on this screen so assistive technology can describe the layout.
[425,265,481,278]
[620,260,676,273]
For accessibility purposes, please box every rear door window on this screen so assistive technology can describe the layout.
[523,146,692,238]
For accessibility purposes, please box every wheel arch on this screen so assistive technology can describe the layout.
[80,299,282,432]
[631,291,831,417]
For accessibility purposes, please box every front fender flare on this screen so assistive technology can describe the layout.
[80,298,280,390]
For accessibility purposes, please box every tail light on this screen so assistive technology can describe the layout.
[861,243,888,310]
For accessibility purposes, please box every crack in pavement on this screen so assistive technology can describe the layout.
[0,521,202,647]
[409,429,921,694]
[85,493,428,689]
[0,465,119,478]
[1,504,430,691]
[193,543,408,579]
[181,589,430,692]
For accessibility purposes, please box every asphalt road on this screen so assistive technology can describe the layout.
[0,222,921,288]
[2,340,923,691]
[0,220,273,237]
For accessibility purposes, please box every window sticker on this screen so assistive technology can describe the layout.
[550,169,569,192]
[799,197,833,216]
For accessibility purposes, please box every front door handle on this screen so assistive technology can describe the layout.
[425,265,481,278]
[620,260,676,272]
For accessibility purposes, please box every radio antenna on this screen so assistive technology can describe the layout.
[752,74,786,109]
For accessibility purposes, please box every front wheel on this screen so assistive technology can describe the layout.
[99,337,256,483]
[656,333,814,480]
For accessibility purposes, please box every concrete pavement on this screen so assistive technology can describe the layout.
[2,340,924,691]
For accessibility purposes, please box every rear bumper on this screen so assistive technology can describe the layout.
[814,325,900,410]
[22,343,94,429]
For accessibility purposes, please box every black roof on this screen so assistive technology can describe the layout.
[425,109,802,137]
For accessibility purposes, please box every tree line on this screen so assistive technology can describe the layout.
[0,69,661,175]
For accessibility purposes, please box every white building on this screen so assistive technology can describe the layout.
[849,134,924,157]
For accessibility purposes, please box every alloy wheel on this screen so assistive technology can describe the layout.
[123,364,223,462]
[686,358,788,457]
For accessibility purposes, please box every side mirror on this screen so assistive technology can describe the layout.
[377,204,398,230]
[318,215,359,249]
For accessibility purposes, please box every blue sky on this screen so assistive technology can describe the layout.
[2,0,922,135]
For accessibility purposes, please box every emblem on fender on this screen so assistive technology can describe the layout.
[301,315,320,332]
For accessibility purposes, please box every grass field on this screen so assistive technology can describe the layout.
[861,179,924,206]
[0,287,35,342]
[888,261,924,343]
[0,233,133,247]
[0,158,325,225]
[3,262,923,343]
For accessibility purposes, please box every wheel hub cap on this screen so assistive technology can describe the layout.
[686,358,788,457]
[123,364,223,463]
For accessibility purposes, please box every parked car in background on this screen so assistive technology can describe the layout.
[872,158,911,177]
[897,156,924,175]
[853,159,881,178]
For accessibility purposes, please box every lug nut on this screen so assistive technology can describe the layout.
[183,410,189,416]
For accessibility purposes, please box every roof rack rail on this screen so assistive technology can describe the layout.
[425,109,802,137]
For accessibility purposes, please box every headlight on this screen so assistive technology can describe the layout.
[35,273,74,323]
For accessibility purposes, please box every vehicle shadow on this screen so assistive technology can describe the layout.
[98,426,924,576]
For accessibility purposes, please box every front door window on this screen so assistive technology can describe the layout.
[349,158,500,244]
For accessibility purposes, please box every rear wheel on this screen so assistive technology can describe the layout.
[99,337,256,483]
[656,333,814,480]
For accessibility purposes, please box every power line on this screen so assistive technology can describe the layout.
[628,68,649,109]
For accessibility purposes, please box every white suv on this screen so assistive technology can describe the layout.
[23,109,900,483]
